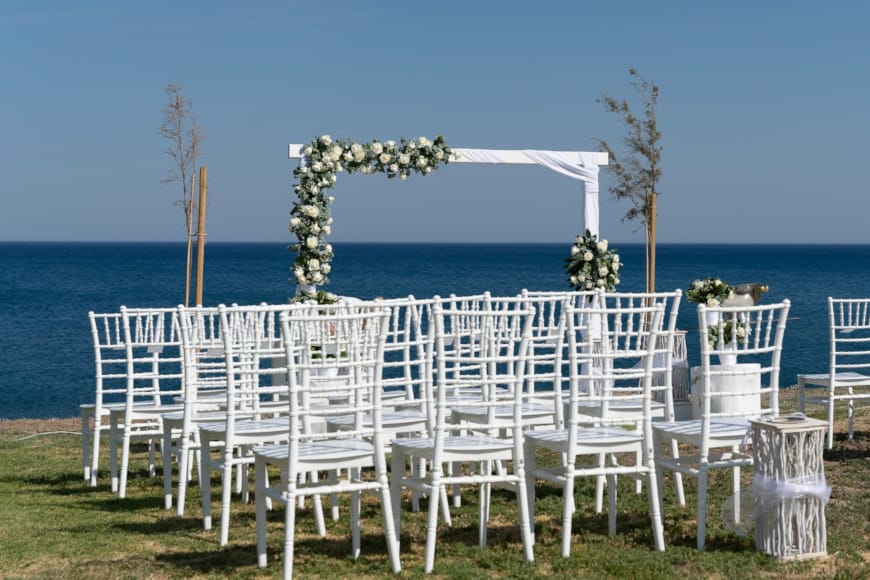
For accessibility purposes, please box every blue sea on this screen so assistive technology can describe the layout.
[1,241,866,420]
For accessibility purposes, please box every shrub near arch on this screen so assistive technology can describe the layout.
[290,134,454,292]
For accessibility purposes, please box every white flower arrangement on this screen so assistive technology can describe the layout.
[686,276,732,306]
[707,318,750,348]
[290,134,453,288]
[564,229,621,292]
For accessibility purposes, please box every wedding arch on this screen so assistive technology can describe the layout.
[288,135,608,293]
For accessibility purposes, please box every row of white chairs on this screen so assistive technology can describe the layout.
[81,290,794,576]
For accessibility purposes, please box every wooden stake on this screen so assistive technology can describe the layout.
[184,173,195,307]
[194,166,208,306]
[649,192,657,294]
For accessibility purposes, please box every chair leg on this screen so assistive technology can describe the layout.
[524,440,537,546]
[81,412,91,482]
[90,417,102,487]
[162,429,174,510]
[283,487,298,580]
[351,485,361,559]
[176,436,191,517]
[219,459,234,546]
[424,468,442,574]
[514,451,534,563]
[119,430,132,498]
[670,439,685,505]
[827,397,835,449]
[607,472,617,536]
[561,472,575,558]
[645,465,665,552]
[379,464,402,573]
[594,453,605,513]
[255,456,269,568]
[696,468,709,551]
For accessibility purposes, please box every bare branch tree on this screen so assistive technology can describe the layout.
[159,84,204,306]
[596,68,662,294]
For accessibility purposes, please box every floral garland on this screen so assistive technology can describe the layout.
[686,276,732,306]
[290,134,453,289]
[564,229,621,292]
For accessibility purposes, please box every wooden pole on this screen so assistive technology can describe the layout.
[649,192,657,294]
[194,166,208,306]
[184,173,195,307]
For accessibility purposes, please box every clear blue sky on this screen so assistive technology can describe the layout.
[2,1,867,245]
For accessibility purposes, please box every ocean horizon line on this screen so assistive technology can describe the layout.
[2,240,869,248]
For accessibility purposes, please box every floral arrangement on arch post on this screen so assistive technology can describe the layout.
[565,229,621,291]
[289,134,454,295]
[686,277,732,307]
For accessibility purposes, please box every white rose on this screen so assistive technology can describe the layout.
[577,273,586,282]
[583,251,593,262]
[424,166,432,174]
[328,196,335,203]
[311,161,323,173]
[389,164,398,172]
[385,140,396,148]
[418,137,431,147]
[693,280,704,290]
[399,154,411,165]
[585,281,593,289]
[312,272,324,283]
[596,279,605,287]
[379,153,391,164]
[308,259,320,269]
[298,166,309,174]
[327,217,333,225]
[416,156,429,168]
[293,267,304,277]
[434,149,444,159]
[707,298,720,307]
[570,276,578,285]
[400,174,407,181]
[320,135,332,145]
[599,266,609,276]
[331,145,342,158]
[290,217,301,227]
[323,225,331,235]
[571,246,580,256]
[350,143,363,155]
[303,145,313,155]
[343,151,354,162]
[322,263,331,274]
[371,142,383,154]
[306,236,318,249]
[325,244,333,254]
[311,224,320,234]
[598,240,608,252]
[612,260,620,272]
[334,163,343,172]
[576,236,585,244]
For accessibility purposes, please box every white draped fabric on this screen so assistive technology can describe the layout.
[451,148,602,236]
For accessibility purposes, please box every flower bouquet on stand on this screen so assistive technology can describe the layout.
[687,277,732,327]
[565,230,621,292]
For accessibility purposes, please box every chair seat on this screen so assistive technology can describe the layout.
[798,371,870,387]
[653,417,750,445]
[391,434,512,458]
[526,425,642,450]
[254,438,375,463]
[327,409,426,430]
[199,417,288,438]
[450,402,553,421]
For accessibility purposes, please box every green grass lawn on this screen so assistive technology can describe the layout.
[0,390,867,579]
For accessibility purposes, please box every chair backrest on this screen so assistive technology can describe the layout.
[89,311,128,411]
[176,305,227,418]
[827,297,870,381]
[595,290,683,419]
[278,304,392,476]
[371,295,438,403]
[697,300,791,450]
[217,304,291,427]
[563,301,665,433]
[119,306,184,412]
[429,301,535,440]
